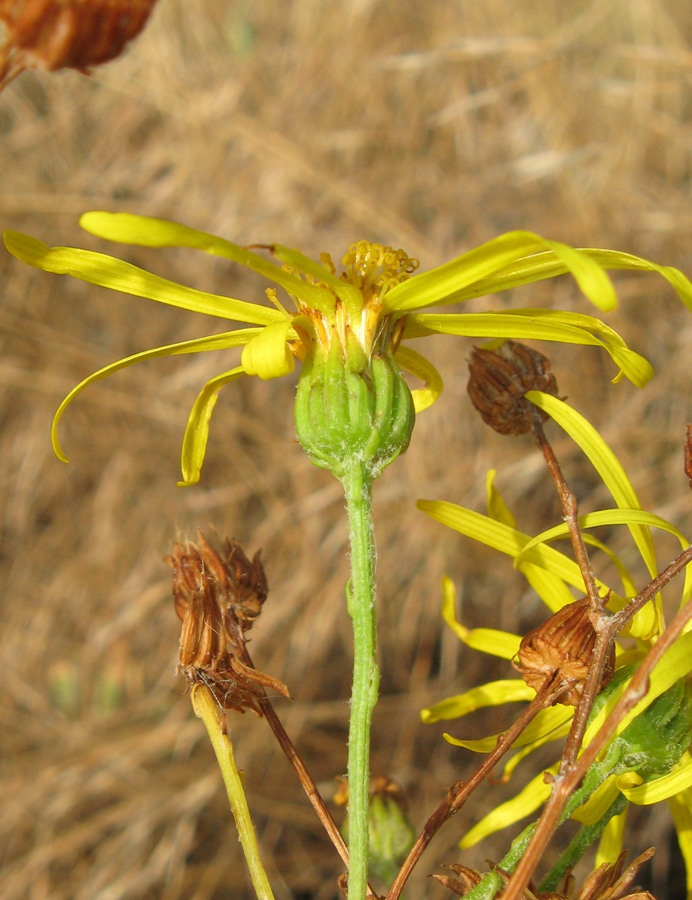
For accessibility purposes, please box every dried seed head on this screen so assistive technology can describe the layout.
[167,534,289,716]
[0,0,158,89]
[514,597,615,707]
[467,341,559,436]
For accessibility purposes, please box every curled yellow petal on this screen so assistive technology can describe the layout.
[618,753,692,805]
[444,706,572,754]
[241,320,296,379]
[51,329,260,462]
[394,345,443,412]
[421,680,534,725]
[441,575,521,659]
[179,366,245,486]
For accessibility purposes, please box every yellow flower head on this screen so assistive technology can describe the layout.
[419,400,692,896]
[4,212,692,484]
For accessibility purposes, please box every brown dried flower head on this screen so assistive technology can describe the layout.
[167,534,288,716]
[434,848,655,899]
[467,340,559,436]
[0,0,158,89]
[514,597,615,707]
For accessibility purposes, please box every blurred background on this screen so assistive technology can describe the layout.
[2,1,692,897]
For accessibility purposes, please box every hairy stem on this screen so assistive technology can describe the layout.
[343,462,380,900]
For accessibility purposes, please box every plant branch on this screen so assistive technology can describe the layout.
[501,543,692,900]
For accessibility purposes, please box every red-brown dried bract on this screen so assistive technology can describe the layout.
[168,534,290,717]
[467,341,559,436]
[0,0,158,88]
[434,848,655,899]
[514,597,615,707]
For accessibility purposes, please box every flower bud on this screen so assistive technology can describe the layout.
[294,339,415,480]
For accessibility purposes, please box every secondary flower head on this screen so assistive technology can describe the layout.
[419,405,692,894]
[5,212,692,484]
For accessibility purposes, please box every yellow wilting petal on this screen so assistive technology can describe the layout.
[417,499,614,599]
[421,680,534,724]
[179,366,245,487]
[50,329,261,462]
[79,212,337,314]
[571,774,620,825]
[486,470,516,527]
[595,806,627,866]
[668,791,692,900]
[241,320,296,380]
[394,345,443,412]
[501,714,572,779]
[441,575,521,659]
[383,231,617,313]
[458,764,556,849]
[444,706,573,754]
[3,231,285,326]
[526,394,656,572]
[618,753,692,805]
[404,311,653,387]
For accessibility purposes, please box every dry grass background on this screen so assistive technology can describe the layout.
[2,1,692,898]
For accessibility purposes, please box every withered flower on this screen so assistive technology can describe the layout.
[168,534,289,716]
[0,0,158,89]
[467,341,559,436]
[434,848,655,899]
[514,597,615,707]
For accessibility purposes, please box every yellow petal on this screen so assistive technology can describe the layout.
[3,230,285,326]
[595,806,627,866]
[486,470,516,527]
[394,345,443,412]
[618,753,692,805]
[421,680,534,724]
[384,231,617,313]
[526,394,656,571]
[51,329,261,462]
[416,499,614,598]
[179,366,245,486]
[404,311,653,388]
[441,575,521,658]
[571,773,620,825]
[459,765,556,849]
[241,320,296,379]
[444,706,572,754]
[79,212,337,314]
[668,790,692,900]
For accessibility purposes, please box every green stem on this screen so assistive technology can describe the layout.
[343,462,379,900]
[191,684,275,900]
